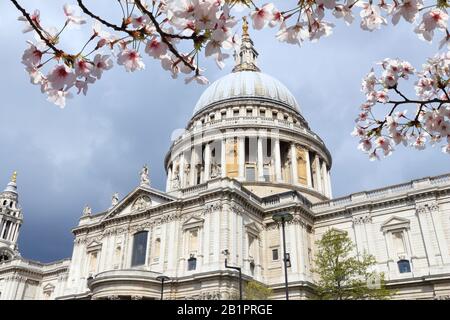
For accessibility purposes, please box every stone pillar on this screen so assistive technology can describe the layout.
[179,152,185,188]
[290,143,298,185]
[204,143,211,181]
[221,138,226,178]
[1,221,6,239]
[257,136,264,181]
[6,222,15,241]
[274,137,282,182]
[327,171,333,198]
[321,161,328,197]
[429,203,450,265]
[314,155,323,193]
[305,150,312,188]
[13,225,20,243]
[238,137,245,181]
[166,166,172,192]
[416,205,436,267]
[189,147,196,186]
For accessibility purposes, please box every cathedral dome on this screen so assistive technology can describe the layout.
[193,71,300,115]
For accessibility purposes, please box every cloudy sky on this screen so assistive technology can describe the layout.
[0,1,448,262]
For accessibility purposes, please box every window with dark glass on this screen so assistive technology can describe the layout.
[250,261,255,275]
[131,231,148,267]
[188,255,197,271]
[397,259,411,273]
[272,248,279,261]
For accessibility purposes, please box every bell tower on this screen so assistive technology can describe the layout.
[0,172,23,262]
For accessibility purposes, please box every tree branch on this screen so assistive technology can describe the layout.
[10,0,63,55]
[134,0,196,71]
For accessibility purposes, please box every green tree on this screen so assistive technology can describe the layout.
[244,280,273,300]
[313,229,393,300]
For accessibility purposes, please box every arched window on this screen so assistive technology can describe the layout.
[397,259,411,273]
[131,231,148,267]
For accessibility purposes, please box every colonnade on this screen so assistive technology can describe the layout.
[166,135,332,198]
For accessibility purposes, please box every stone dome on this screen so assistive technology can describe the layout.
[193,71,301,115]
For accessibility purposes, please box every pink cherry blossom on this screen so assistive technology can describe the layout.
[117,49,145,72]
[391,0,422,25]
[359,3,387,31]
[21,41,43,67]
[333,4,354,26]
[145,38,168,58]
[63,4,86,25]
[74,59,93,77]
[46,89,73,108]
[92,54,113,79]
[251,4,275,30]
[47,65,76,90]
[415,9,448,42]
[18,9,40,33]
[276,22,310,45]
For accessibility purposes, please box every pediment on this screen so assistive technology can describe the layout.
[43,283,55,291]
[86,240,102,252]
[102,186,176,221]
[381,216,410,232]
[182,216,204,230]
[245,222,261,237]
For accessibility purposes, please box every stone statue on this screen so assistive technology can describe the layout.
[210,159,220,178]
[111,193,119,207]
[172,173,180,189]
[140,164,150,186]
[82,205,92,217]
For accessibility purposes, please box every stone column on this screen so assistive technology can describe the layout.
[305,150,312,188]
[179,152,185,188]
[13,225,20,243]
[290,143,298,185]
[429,203,450,264]
[314,155,323,193]
[238,137,245,181]
[274,137,282,182]
[6,222,15,241]
[204,143,211,181]
[166,166,172,192]
[221,138,226,178]
[0,221,7,239]
[321,161,329,197]
[416,205,436,267]
[189,147,196,186]
[327,171,333,198]
[257,136,264,181]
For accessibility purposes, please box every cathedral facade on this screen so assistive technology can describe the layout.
[1,29,450,300]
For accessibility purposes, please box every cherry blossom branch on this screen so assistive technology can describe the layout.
[10,0,62,55]
[77,0,130,33]
[134,0,196,71]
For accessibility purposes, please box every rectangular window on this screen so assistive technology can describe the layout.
[188,257,197,271]
[246,109,253,117]
[263,166,270,182]
[392,231,406,256]
[272,248,279,261]
[260,110,266,117]
[246,166,256,182]
[131,231,148,267]
[233,109,239,117]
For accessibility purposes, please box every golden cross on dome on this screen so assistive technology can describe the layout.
[11,171,17,183]
[242,16,249,36]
